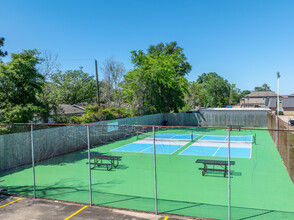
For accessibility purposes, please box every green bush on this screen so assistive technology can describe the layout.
[68,116,82,124]
[0,127,12,135]
[69,105,131,124]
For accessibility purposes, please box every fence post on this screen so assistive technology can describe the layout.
[228,127,231,220]
[87,125,92,206]
[288,119,290,169]
[275,113,278,147]
[31,124,36,199]
[153,126,158,214]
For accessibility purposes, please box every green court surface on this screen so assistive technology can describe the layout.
[1,128,294,219]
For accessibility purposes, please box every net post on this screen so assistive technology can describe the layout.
[87,125,92,206]
[191,130,193,142]
[228,127,231,220]
[31,124,36,199]
[153,126,158,215]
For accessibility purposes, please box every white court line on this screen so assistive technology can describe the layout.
[212,146,221,156]
[140,145,183,155]
[141,146,153,152]
[250,145,252,158]
[178,145,192,155]
[170,134,180,139]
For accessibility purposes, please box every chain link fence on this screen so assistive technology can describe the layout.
[1,111,294,219]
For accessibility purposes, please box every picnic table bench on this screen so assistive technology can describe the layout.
[196,159,235,177]
[228,124,244,131]
[87,155,122,171]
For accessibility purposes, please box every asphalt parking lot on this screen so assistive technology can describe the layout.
[0,195,210,220]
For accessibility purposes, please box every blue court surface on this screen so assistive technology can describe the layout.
[180,135,252,158]
[199,135,252,142]
[112,133,194,154]
[112,143,184,154]
[112,143,152,152]
[180,145,251,158]
[148,133,199,140]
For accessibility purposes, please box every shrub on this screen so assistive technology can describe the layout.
[69,105,131,124]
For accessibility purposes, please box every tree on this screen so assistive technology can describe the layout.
[229,84,242,105]
[49,68,96,104]
[123,41,191,114]
[254,83,271,91]
[0,37,8,60]
[240,90,251,97]
[38,51,60,80]
[184,82,206,110]
[101,57,126,107]
[0,50,50,122]
[196,72,231,107]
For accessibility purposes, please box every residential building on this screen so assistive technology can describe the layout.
[240,91,278,108]
[59,104,86,118]
[266,97,294,116]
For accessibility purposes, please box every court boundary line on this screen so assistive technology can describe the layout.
[140,146,153,152]
[64,205,88,220]
[212,146,221,156]
[0,198,23,209]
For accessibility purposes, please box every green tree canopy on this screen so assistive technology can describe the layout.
[240,90,251,97]
[184,81,206,110]
[195,72,231,107]
[0,49,49,122]
[0,37,8,60]
[48,68,96,105]
[123,41,191,114]
[254,83,271,91]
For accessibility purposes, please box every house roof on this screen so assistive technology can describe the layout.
[283,98,294,108]
[245,91,277,97]
[60,104,86,115]
[266,98,294,108]
[267,98,277,108]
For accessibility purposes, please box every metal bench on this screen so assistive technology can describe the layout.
[228,124,244,131]
[196,159,235,177]
[87,155,122,171]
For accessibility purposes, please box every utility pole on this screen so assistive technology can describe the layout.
[95,59,100,106]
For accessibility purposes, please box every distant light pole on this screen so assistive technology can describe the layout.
[275,72,280,146]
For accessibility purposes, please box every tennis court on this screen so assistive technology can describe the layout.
[180,135,252,158]
[112,133,198,154]
[1,125,294,220]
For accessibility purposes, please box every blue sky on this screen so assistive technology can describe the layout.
[1,0,294,94]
